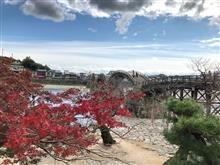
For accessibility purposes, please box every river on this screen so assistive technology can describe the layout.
[43,84,88,93]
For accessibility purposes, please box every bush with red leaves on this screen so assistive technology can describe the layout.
[0,58,131,164]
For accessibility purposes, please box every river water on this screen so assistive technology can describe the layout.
[43,84,88,93]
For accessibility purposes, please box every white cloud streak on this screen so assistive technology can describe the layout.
[4,0,24,5]
[88,27,97,32]
[3,41,220,74]
[201,37,220,47]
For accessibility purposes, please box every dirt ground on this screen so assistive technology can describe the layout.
[39,138,168,165]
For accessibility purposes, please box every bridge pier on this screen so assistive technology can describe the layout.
[180,89,184,101]
[172,90,177,97]
[191,88,198,100]
[205,88,212,115]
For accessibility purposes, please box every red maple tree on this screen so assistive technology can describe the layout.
[0,58,132,164]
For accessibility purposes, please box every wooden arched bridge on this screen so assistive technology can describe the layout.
[108,71,220,115]
[108,70,147,87]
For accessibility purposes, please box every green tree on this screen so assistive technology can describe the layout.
[21,56,38,71]
[22,56,50,71]
[164,98,220,165]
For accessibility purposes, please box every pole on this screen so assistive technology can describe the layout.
[0,0,3,56]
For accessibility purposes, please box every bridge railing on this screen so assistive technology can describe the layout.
[143,74,220,86]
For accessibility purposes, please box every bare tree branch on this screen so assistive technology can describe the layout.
[110,122,144,139]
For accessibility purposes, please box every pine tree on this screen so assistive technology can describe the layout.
[164,98,220,165]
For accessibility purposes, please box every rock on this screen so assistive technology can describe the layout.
[144,139,151,144]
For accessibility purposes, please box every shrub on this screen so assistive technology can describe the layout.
[164,98,220,165]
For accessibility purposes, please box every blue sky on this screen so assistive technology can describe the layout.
[1,0,220,74]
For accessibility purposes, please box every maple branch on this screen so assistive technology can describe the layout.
[37,145,70,165]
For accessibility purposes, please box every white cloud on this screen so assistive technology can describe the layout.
[21,0,76,22]
[88,27,97,32]
[201,37,220,47]
[162,30,166,36]
[4,0,220,34]
[4,0,23,5]
[153,33,158,37]
[115,12,135,34]
[209,16,220,27]
[133,32,139,36]
[122,36,127,40]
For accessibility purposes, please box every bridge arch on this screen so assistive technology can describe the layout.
[128,71,148,85]
[108,70,136,86]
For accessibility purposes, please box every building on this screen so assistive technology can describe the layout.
[10,60,25,73]
[46,69,55,78]
[36,69,47,79]
[63,71,80,80]
[53,70,63,79]
[46,70,62,79]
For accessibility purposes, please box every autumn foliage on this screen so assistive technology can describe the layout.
[0,58,131,164]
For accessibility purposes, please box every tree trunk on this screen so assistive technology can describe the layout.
[99,125,116,146]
